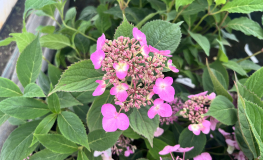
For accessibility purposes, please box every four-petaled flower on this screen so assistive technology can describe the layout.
[113,62,129,79]
[91,49,105,69]
[159,144,181,155]
[133,27,147,46]
[110,83,129,102]
[93,80,107,96]
[101,104,129,132]
[188,120,211,135]
[167,59,179,73]
[153,77,175,102]
[193,152,212,160]
[188,91,216,100]
[124,147,134,157]
[148,98,172,119]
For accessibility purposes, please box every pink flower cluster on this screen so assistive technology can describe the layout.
[160,97,183,125]
[91,27,179,132]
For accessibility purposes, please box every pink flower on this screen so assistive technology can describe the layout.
[207,92,216,100]
[97,33,106,50]
[176,146,194,153]
[153,77,175,102]
[91,49,105,69]
[149,45,159,53]
[167,60,179,73]
[226,139,240,154]
[93,80,107,96]
[233,151,246,160]
[188,91,208,99]
[149,45,172,57]
[101,104,129,132]
[210,117,219,131]
[146,92,154,100]
[124,147,134,157]
[113,62,129,79]
[154,127,164,137]
[141,45,150,58]
[133,27,147,46]
[218,128,231,137]
[115,101,124,106]
[148,98,172,119]
[159,144,180,155]
[110,83,129,102]
[193,152,212,160]
[188,120,211,135]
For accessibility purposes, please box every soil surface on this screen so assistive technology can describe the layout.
[0,0,25,75]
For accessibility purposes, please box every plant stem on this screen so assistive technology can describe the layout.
[212,12,229,35]
[167,0,175,13]
[42,56,52,65]
[237,50,263,63]
[191,13,209,32]
[170,152,175,160]
[172,4,189,23]
[51,17,62,28]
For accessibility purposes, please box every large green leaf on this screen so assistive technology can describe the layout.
[35,134,78,154]
[226,17,263,40]
[244,67,263,98]
[129,106,159,147]
[0,121,40,160]
[29,149,69,160]
[0,77,22,97]
[0,97,49,120]
[0,111,10,126]
[95,4,111,34]
[24,0,57,17]
[176,0,195,11]
[65,7,77,22]
[48,64,62,87]
[58,111,89,150]
[88,129,122,151]
[50,60,103,94]
[179,128,206,159]
[86,91,114,132]
[10,32,36,53]
[79,6,97,21]
[57,92,82,108]
[114,16,134,39]
[23,83,46,97]
[40,34,71,49]
[31,113,57,146]
[188,31,210,56]
[223,61,247,76]
[206,95,237,125]
[220,0,263,13]
[16,36,42,87]
[141,20,183,53]
[74,34,90,54]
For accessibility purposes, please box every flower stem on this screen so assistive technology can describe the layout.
[170,152,175,160]
[212,12,229,35]
[172,4,189,23]
[237,49,263,63]
[191,13,209,32]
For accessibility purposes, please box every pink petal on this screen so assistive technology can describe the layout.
[116,70,128,79]
[93,84,106,96]
[155,78,163,86]
[176,146,194,152]
[210,117,218,131]
[116,90,128,102]
[153,98,164,106]
[207,92,216,100]
[188,124,201,135]
[90,50,105,69]
[97,33,106,50]
[147,92,155,100]
[158,86,175,102]
[110,86,118,95]
[158,103,172,117]
[102,117,117,132]
[117,113,129,130]
[148,106,158,119]
[149,45,159,53]
[218,128,230,136]
[194,152,212,160]
[113,63,118,69]
[154,127,164,137]
[101,104,116,118]
[133,27,146,44]
[124,150,131,157]
[163,77,173,86]
[141,45,150,58]
[121,83,129,90]
[159,50,171,56]
[169,65,179,73]
[153,85,162,94]
[167,59,172,66]
[115,101,124,106]
[159,146,174,155]
[201,120,211,134]
[226,139,236,146]
[188,91,208,99]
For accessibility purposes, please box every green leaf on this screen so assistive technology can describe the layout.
[35,134,78,154]
[16,36,42,87]
[65,7,77,22]
[0,111,10,126]
[0,97,49,120]
[157,130,176,146]
[95,4,111,34]
[88,129,122,151]
[72,91,95,104]
[78,21,92,33]
[145,138,169,159]
[58,111,89,150]
[29,149,69,160]
[114,16,134,39]
[73,104,89,122]
[48,64,62,87]
[36,25,56,34]
[10,32,36,53]
[40,34,71,49]
[147,0,166,11]
[8,117,26,125]
[181,0,208,15]
[141,20,183,53]
[179,128,206,159]
[171,123,184,144]
[123,127,141,139]
[239,60,261,71]
[244,67,263,98]
[244,100,263,158]
[182,14,197,28]
[75,34,90,54]
[57,92,82,108]
[215,0,226,6]
[220,0,263,13]
[23,83,46,97]
[77,150,89,160]
[188,31,210,56]
[206,60,233,101]
[0,120,40,160]
[24,0,57,18]
[226,17,263,40]
[221,29,239,42]
[129,106,159,147]
[38,72,50,96]
[223,61,247,76]
[50,60,104,94]
[0,37,15,47]
[84,149,103,160]
[176,0,195,11]
[0,77,22,97]
[47,85,61,114]
[206,95,237,125]
[41,4,56,17]
[31,113,57,146]
[79,6,97,21]
[87,91,114,132]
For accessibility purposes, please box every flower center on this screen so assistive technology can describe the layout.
[160,83,166,89]
[155,105,160,110]
[117,62,126,71]
[117,85,124,91]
